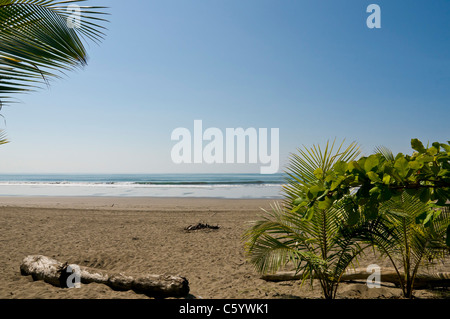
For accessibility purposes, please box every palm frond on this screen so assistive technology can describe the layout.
[282,139,361,209]
[0,129,8,144]
[374,145,395,161]
[369,191,450,297]
[243,203,306,274]
[243,193,370,299]
[0,0,109,105]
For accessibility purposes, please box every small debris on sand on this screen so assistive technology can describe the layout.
[184,223,220,231]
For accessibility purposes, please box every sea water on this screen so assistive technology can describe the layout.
[0,174,285,198]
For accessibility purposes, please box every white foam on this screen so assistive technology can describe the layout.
[0,183,283,198]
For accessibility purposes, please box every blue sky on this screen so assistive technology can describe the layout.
[1,0,449,174]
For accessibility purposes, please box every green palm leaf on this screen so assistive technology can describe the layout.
[0,0,108,105]
[0,129,8,144]
[374,145,395,161]
[370,192,450,297]
[244,139,365,299]
[283,138,361,209]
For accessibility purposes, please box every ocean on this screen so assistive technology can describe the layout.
[0,174,285,198]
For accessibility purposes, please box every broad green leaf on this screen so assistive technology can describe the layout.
[415,212,428,225]
[394,157,410,178]
[330,175,345,191]
[309,185,324,198]
[431,165,440,175]
[411,138,426,153]
[432,142,441,151]
[426,146,438,156]
[304,207,315,220]
[314,167,324,180]
[416,154,434,163]
[395,152,405,161]
[367,171,381,183]
[364,155,379,172]
[369,186,380,195]
[292,201,310,212]
[309,185,324,196]
[317,197,333,210]
[348,161,362,173]
[422,211,433,226]
[437,169,449,177]
[436,155,450,164]
[291,205,301,213]
[408,160,422,170]
[440,143,450,153]
[325,172,336,183]
[333,161,348,174]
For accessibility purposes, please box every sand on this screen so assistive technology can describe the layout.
[0,196,448,299]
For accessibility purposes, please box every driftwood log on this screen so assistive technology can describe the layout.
[184,223,220,231]
[20,255,190,298]
[261,268,450,289]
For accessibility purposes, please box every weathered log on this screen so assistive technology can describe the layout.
[184,223,220,231]
[261,268,450,289]
[20,255,64,287]
[20,255,190,298]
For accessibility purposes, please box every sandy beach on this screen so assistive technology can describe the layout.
[0,196,449,299]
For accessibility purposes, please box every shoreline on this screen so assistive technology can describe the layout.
[0,196,280,211]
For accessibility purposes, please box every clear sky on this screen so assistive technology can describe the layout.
[0,0,449,174]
